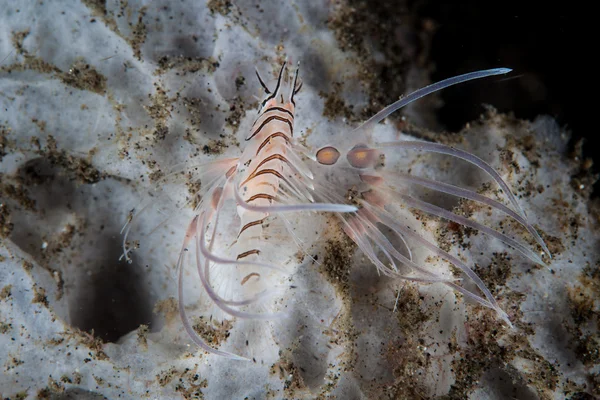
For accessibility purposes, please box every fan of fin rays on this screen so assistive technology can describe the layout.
[310,68,549,316]
[304,68,549,320]
[122,67,550,360]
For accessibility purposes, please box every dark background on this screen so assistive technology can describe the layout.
[415,2,595,194]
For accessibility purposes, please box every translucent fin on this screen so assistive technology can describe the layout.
[121,157,238,263]
[378,141,528,220]
[361,200,504,315]
[176,217,250,361]
[354,68,511,135]
[195,212,290,320]
[378,183,546,266]
[233,186,357,213]
[377,171,550,257]
[280,214,321,265]
[356,208,461,283]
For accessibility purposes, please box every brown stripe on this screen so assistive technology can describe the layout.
[263,106,294,119]
[246,193,275,203]
[246,115,293,141]
[256,70,271,94]
[290,67,301,106]
[293,80,303,96]
[256,132,291,156]
[238,218,266,237]
[240,272,260,285]
[261,62,286,105]
[240,168,285,187]
[236,249,260,260]
[256,181,278,191]
[255,153,290,172]
[252,108,294,128]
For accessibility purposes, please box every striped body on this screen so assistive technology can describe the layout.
[234,103,295,265]
[123,64,547,361]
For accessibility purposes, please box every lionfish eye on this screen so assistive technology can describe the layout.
[316,146,341,165]
[122,62,546,365]
[347,144,377,169]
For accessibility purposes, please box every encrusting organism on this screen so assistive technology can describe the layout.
[122,62,549,360]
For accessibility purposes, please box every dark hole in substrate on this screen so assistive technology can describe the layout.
[68,237,153,343]
[479,367,539,400]
[8,157,154,343]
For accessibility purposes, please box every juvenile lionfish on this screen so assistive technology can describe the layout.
[122,62,549,360]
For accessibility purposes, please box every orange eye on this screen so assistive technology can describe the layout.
[347,144,376,168]
[316,146,341,165]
